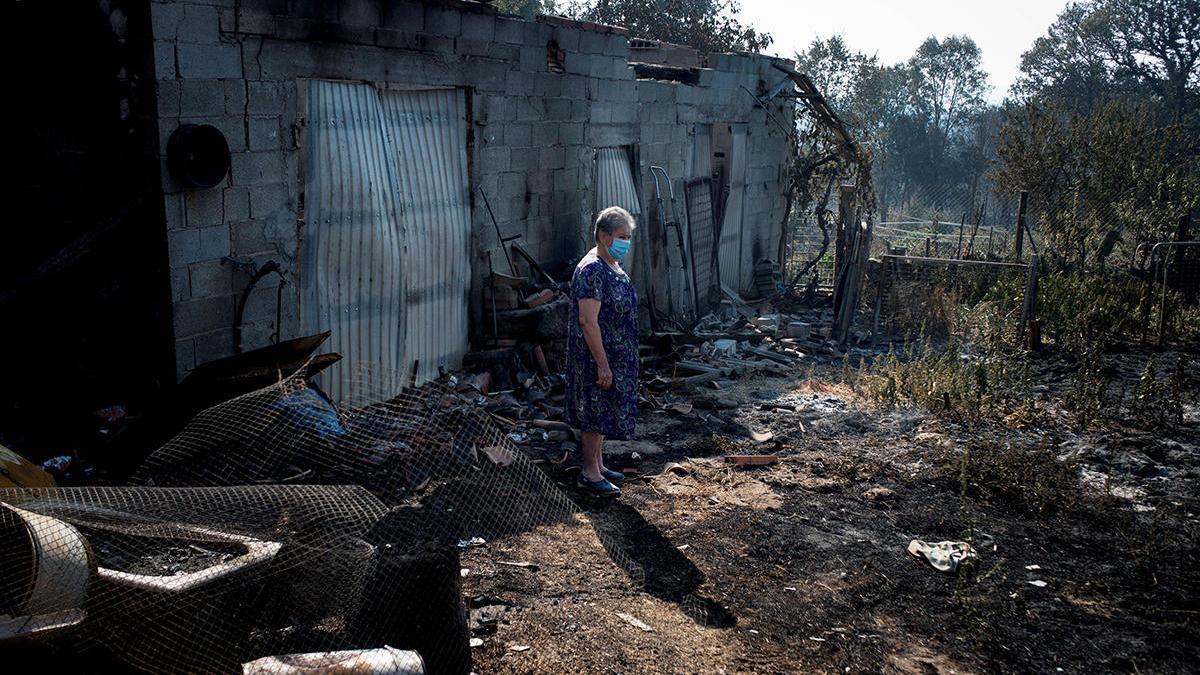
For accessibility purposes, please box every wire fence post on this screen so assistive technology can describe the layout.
[1015,190,1028,261]
[1017,254,1039,347]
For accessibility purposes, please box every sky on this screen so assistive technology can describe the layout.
[737,0,1073,101]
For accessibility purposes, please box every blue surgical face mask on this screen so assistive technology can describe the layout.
[608,237,631,260]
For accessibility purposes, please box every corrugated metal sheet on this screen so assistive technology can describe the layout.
[302,79,407,403]
[594,147,641,216]
[381,88,471,385]
[685,177,718,312]
[718,125,747,291]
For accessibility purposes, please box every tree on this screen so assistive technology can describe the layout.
[561,0,771,53]
[906,35,990,139]
[1012,0,1200,120]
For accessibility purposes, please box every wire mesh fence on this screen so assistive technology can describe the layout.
[1139,241,1200,346]
[1,367,634,674]
[864,255,1031,348]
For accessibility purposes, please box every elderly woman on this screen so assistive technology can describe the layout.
[565,206,639,496]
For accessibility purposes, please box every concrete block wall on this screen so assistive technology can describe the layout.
[149,0,793,380]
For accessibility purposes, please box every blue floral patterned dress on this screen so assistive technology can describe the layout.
[565,251,639,439]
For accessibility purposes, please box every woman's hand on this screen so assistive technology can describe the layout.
[596,363,613,389]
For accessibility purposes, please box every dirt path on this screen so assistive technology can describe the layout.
[465,365,1200,674]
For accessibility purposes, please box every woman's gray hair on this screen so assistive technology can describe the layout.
[593,206,636,241]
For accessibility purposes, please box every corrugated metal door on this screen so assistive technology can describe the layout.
[718,124,747,292]
[685,177,718,313]
[302,80,407,403]
[381,88,470,384]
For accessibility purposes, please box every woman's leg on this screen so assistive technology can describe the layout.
[581,431,604,481]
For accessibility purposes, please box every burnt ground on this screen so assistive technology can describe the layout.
[462,354,1200,674]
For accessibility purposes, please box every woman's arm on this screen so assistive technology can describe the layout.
[578,298,613,389]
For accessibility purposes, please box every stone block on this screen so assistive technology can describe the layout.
[241,36,263,79]
[199,224,231,258]
[180,79,226,117]
[178,3,220,41]
[178,42,242,79]
[224,79,247,114]
[231,220,268,254]
[545,97,571,121]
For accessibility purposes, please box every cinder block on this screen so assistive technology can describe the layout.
[559,123,583,145]
[189,259,234,297]
[248,116,282,151]
[605,33,628,57]
[560,75,587,100]
[591,101,613,124]
[505,123,531,146]
[579,30,606,55]
[224,79,247,114]
[154,40,177,79]
[168,228,203,265]
[532,73,563,98]
[151,2,184,40]
[531,123,558,146]
[199,224,232,258]
[374,28,420,50]
[518,45,543,72]
[192,328,236,366]
[495,17,523,44]
[231,220,268,254]
[564,53,590,76]
[178,42,243,79]
[224,187,251,221]
[479,145,510,174]
[241,36,263,79]
[461,12,495,42]
[157,80,181,116]
[540,146,566,170]
[339,0,380,27]
[423,6,461,37]
[457,39,492,58]
[545,98,571,121]
[247,81,283,114]
[179,4,220,42]
[382,1,422,29]
[509,148,539,172]
[549,26,580,52]
[249,183,290,218]
[186,188,225,227]
[175,338,196,380]
[515,98,545,121]
[487,43,520,63]
[522,20,552,47]
[180,79,226,117]
[231,151,285,186]
[292,0,339,20]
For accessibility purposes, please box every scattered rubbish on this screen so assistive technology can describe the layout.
[667,403,695,415]
[242,647,425,675]
[480,445,518,467]
[457,537,487,549]
[497,561,539,572]
[509,645,531,652]
[749,430,775,443]
[724,455,780,466]
[38,455,73,477]
[907,540,979,573]
[461,568,471,577]
[809,636,826,642]
[862,486,897,502]
[1025,564,1041,570]
[1028,580,1048,588]
[616,612,654,632]
[470,638,484,648]
[0,444,56,488]
[677,544,690,551]
[663,462,690,476]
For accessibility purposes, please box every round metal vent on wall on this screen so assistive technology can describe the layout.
[167,124,230,189]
